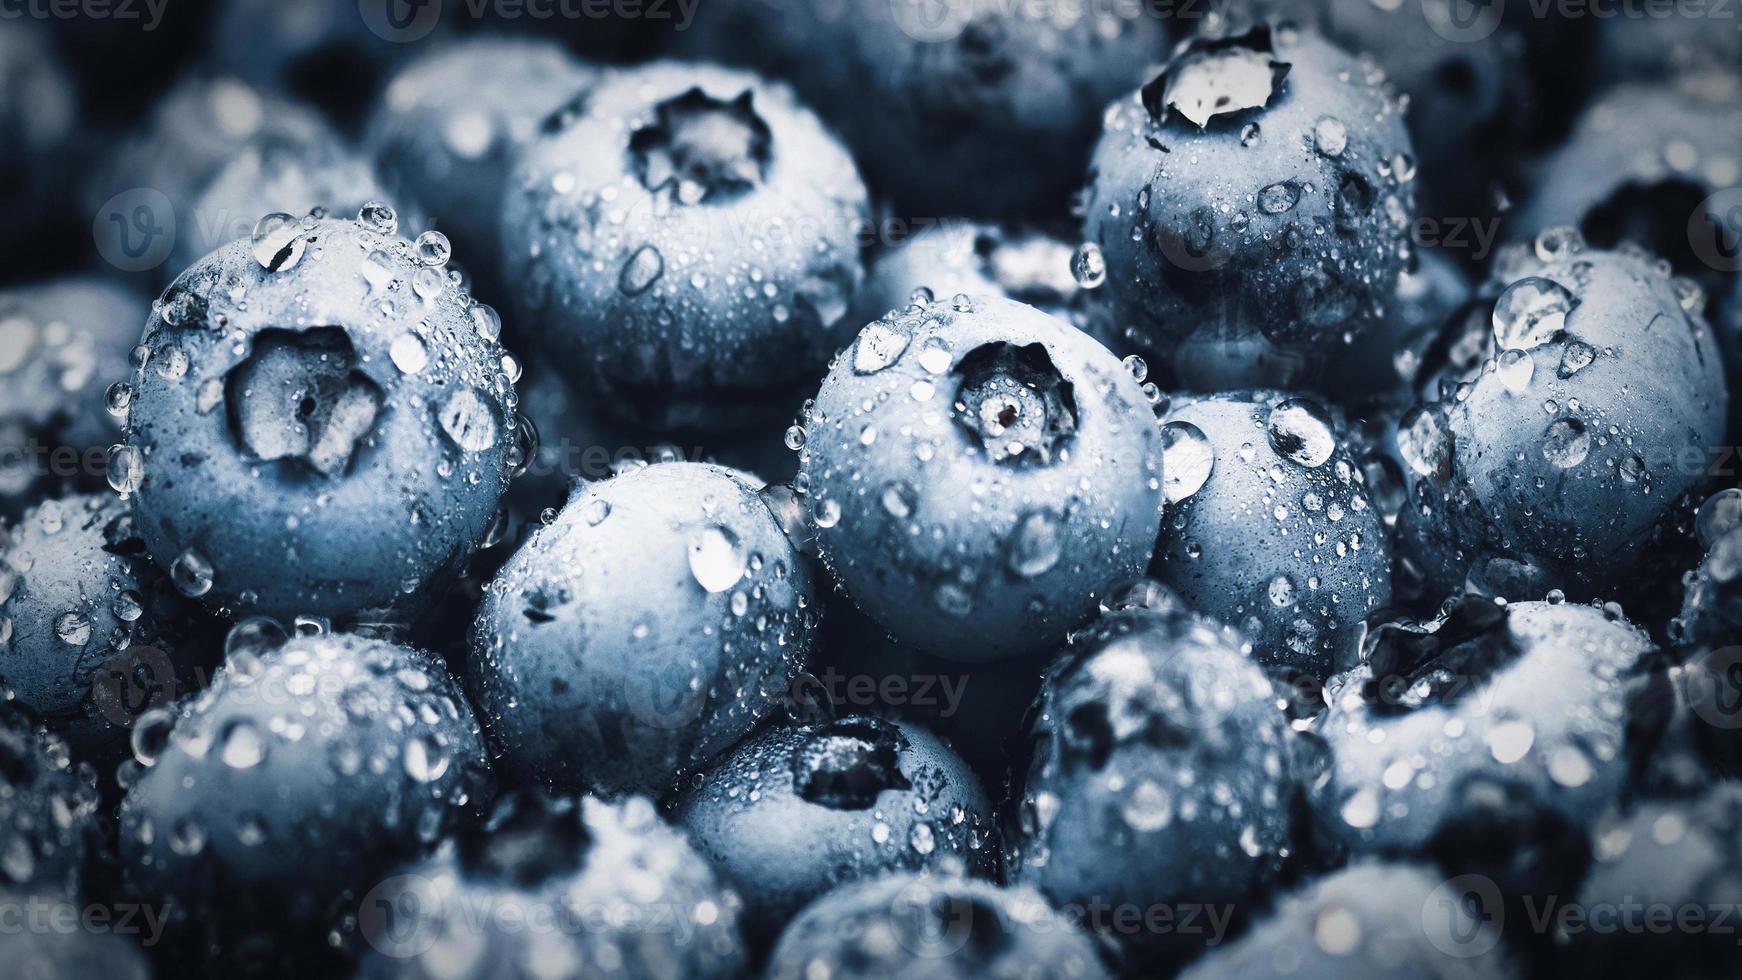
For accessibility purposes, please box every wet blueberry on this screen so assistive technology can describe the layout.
[799,294,1164,662]
[1394,236,1727,602]
[0,276,147,516]
[0,494,212,757]
[670,715,998,946]
[850,222,1081,333]
[1176,861,1518,978]
[368,37,596,276]
[0,701,100,899]
[1317,597,1651,855]
[1152,390,1392,681]
[354,792,747,979]
[681,0,1165,219]
[118,629,491,973]
[1082,24,1416,388]
[470,462,816,798]
[1325,248,1474,406]
[501,61,868,434]
[123,209,521,622]
[765,872,1109,980]
[1006,584,1298,969]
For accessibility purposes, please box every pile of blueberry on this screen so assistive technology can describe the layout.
[4,1,1742,977]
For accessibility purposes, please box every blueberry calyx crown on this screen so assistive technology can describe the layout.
[455,793,590,890]
[1360,596,1520,715]
[1142,24,1291,130]
[630,88,772,205]
[226,327,385,479]
[952,342,1077,467]
[792,717,912,810]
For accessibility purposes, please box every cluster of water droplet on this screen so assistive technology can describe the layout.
[1081,24,1417,388]
[0,701,100,899]
[1316,597,1647,854]
[1670,487,1742,648]
[797,293,1165,662]
[470,462,816,797]
[119,204,523,621]
[500,61,868,433]
[118,627,490,969]
[0,493,209,754]
[671,716,998,943]
[355,793,747,979]
[1153,391,1392,681]
[765,872,1110,980]
[1007,590,1297,963]
[1392,230,1728,601]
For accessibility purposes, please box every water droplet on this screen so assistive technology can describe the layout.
[1122,780,1173,831]
[853,319,912,374]
[688,525,746,593]
[1161,420,1214,503]
[1258,181,1300,214]
[131,708,174,766]
[389,334,428,374]
[619,244,665,296]
[1541,417,1589,469]
[170,549,214,598]
[470,302,502,342]
[1070,242,1106,289]
[584,499,611,526]
[1007,511,1062,578]
[917,339,953,374]
[106,444,145,495]
[113,590,144,623]
[414,230,451,267]
[219,718,267,768]
[879,481,916,520]
[1397,406,1452,480]
[1340,788,1379,828]
[1268,575,1296,607]
[403,735,450,783]
[153,345,190,380]
[251,212,306,271]
[1493,276,1577,351]
[1557,340,1595,378]
[54,611,92,646]
[357,201,398,235]
[783,425,806,451]
[1487,719,1536,764]
[1266,398,1336,468]
[811,497,841,529]
[105,381,133,420]
[436,387,499,453]
[361,249,396,292]
[1122,354,1148,383]
[1313,116,1348,156]
[1497,348,1533,394]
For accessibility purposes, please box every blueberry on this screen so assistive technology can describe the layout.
[1394,236,1727,602]
[1561,786,1742,977]
[851,222,1081,333]
[1317,597,1650,855]
[355,792,747,978]
[367,38,596,277]
[1174,861,1518,979]
[85,73,338,245]
[1670,488,1742,650]
[118,629,491,972]
[681,0,1165,219]
[0,701,100,899]
[1512,74,1742,293]
[1206,1,1526,211]
[1151,390,1392,681]
[170,138,402,275]
[0,276,148,516]
[798,294,1164,662]
[470,462,816,797]
[122,208,521,622]
[501,61,868,434]
[765,872,1109,980]
[670,715,998,946]
[0,494,213,757]
[1082,24,1416,389]
[1006,584,1298,968]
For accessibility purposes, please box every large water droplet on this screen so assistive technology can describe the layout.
[106,444,145,495]
[1161,420,1214,503]
[357,201,398,235]
[1266,398,1336,468]
[170,549,214,598]
[1397,406,1452,480]
[436,387,499,453]
[54,611,92,646]
[1007,511,1062,578]
[389,334,428,374]
[251,212,306,272]
[1070,242,1106,289]
[853,319,912,375]
[1541,417,1589,469]
[219,718,267,768]
[619,244,665,296]
[1497,348,1533,394]
[1493,276,1577,351]
[688,525,746,593]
